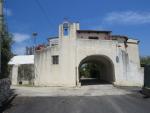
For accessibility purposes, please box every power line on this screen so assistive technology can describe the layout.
[34,0,50,22]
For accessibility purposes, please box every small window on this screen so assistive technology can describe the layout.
[52,55,59,64]
[88,36,99,39]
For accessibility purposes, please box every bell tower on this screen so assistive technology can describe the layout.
[63,21,70,36]
[59,21,80,39]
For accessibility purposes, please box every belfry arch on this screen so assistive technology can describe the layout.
[78,55,115,85]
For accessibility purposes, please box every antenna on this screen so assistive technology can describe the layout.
[32,32,38,54]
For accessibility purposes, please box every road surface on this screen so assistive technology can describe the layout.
[3,85,150,113]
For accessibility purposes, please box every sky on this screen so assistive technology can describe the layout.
[4,0,150,56]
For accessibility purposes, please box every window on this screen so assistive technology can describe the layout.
[88,36,99,39]
[52,55,59,64]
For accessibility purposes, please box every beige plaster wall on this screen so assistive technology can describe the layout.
[34,22,143,87]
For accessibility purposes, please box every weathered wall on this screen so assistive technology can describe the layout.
[125,39,143,86]
[34,23,79,86]
[11,65,18,85]
[0,78,11,107]
[18,64,34,85]
[34,22,144,87]
[76,39,118,85]
[11,64,34,85]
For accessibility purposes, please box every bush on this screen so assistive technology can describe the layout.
[140,56,150,65]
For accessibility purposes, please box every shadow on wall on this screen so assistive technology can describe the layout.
[18,64,34,85]
[79,55,115,85]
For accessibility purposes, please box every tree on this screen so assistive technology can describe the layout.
[140,56,150,65]
[0,24,13,79]
[0,0,13,79]
[79,63,100,78]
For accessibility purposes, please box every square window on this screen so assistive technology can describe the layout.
[52,55,59,64]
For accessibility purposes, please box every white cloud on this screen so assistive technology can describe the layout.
[4,8,12,16]
[103,11,150,25]
[13,33,30,43]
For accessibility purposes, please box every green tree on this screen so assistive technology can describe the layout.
[140,56,150,65]
[79,63,100,78]
[0,24,13,79]
[0,0,13,79]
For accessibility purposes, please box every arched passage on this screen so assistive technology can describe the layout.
[78,55,115,85]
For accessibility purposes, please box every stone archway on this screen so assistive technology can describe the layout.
[78,55,115,85]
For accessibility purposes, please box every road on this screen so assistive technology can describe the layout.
[3,85,150,113]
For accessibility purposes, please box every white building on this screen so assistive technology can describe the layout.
[9,55,34,85]
[34,22,144,87]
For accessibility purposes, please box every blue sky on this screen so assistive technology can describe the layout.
[4,0,150,56]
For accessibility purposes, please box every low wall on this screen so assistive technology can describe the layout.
[0,78,11,107]
[144,65,150,88]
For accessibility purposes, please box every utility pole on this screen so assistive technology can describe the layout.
[0,0,3,73]
[32,32,38,54]
[0,0,4,35]
[0,0,3,31]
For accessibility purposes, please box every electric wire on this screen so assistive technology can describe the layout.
[34,0,50,23]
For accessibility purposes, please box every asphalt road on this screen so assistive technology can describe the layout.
[3,94,150,113]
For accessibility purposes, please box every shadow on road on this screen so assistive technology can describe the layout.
[80,78,111,86]
[0,89,17,113]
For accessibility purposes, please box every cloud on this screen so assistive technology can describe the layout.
[4,8,12,16]
[103,11,150,25]
[13,33,31,43]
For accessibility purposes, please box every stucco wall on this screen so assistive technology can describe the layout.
[76,39,117,83]
[125,40,144,86]
[34,22,144,87]
[34,40,77,86]
[10,64,35,85]
[11,65,18,85]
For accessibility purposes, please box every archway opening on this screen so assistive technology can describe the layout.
[79,55,115,85]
